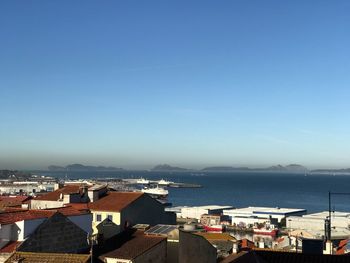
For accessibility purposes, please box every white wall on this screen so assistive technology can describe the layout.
[68,214,93,235]
[231,217,270,227]
[20,219,46,241]
[30,200,64,209]
[181,208,209,220]
[287,216,350,231]
[0,224,13,249]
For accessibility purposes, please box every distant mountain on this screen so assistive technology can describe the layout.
[202,164,308,173]
[264,164,307,172]
[48,165,65,171]
[311,168,350,174]
[151,164,189,172]
[48,164,124,172]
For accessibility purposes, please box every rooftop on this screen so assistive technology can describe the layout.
[99,230,166,261]
[182,205,234,210]
[0,241,22,253]
[5,252,90,263]
[0,206,89,225]
[196,232,236,241]
[303,211,350,219]
[89,192,143,212]
[0,196,31,208]
[224,206,306,214]
[220,250,350,263]
[33,185,84,201]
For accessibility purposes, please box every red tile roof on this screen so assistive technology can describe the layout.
[99,230,166,260]
[66,203,90,211]
[336,239,349,255]
[241,238,255,250]
[0,210,54,225]
[0,206,89,225]
[0,241,22,253]
[89,192,143,212]
[0,196,32,208]
[33,185,83,201]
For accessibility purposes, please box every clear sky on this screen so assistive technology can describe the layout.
[1,1,350,170]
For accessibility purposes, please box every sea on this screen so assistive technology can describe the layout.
[35,171,350,213]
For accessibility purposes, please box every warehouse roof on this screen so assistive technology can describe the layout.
[224,206,306,215]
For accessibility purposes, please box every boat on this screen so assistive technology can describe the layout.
[141,186,168,199]
[203,224,224,232]
[158,179,173,186]
[136,178,150,184]
[253,224,278,236]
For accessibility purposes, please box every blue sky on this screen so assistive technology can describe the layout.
[1,1,350,169]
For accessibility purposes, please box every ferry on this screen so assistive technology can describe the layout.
[158,179,173,186]
[141,186,168,199]
[136,178,150,185]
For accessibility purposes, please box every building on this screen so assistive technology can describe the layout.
[223,207,307,225]
[200,214,230,226]
[179,230,217,263]
[30,184,90,209]
[180,206,234,220]
[0,196,32,209]
[99,229,167,263]
[144,224,180,263]
[17,212,90,254]
[0,207,92,251]
[220,250,350,263]
[89,192,175,239]
[287,211,350,231]
[0,181,56,195]
[195,232,236,260]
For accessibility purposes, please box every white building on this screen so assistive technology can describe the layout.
[179,205,234,220]
[0,181,56,195]
[0,208,92,251]
[223,206,307,224]
[287,211,350,231]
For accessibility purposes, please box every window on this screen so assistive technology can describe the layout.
[107,214,113,221]
[96,214,102,222]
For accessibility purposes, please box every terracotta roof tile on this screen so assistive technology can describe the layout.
[0,241,22,253]
[89,192,143,212]
[0,210,54,225]
[5,252,90,263]
[196,232,236,241]
[336,239,349,255]
[99,230,166,260]
[0,196,32,208]
[0,206,89,225]
[33,185,83,201]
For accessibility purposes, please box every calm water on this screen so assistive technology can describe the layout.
[36,171,350,213]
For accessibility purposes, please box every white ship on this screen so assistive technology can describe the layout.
[141,186,168,199]
[136,178,150,184]
[158,179,174,186]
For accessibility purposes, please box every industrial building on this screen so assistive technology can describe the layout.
[223,206,307,225]
[177,205,234,220]
[287,211,350,237]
